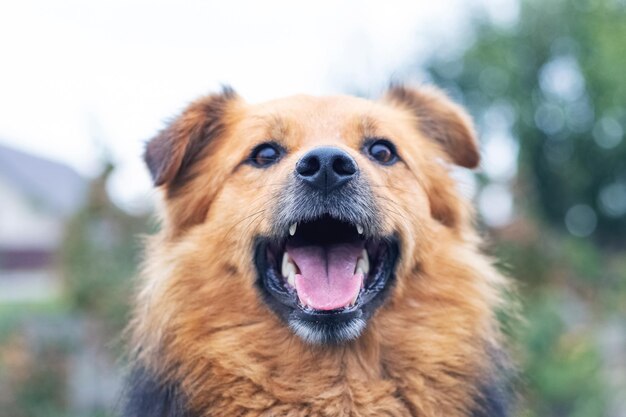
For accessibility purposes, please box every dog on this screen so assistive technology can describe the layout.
[123,85,511,417]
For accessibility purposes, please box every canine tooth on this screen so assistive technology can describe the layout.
[289,223,297,236]
[282,252,297,278]
[355,249,370,275]
[357,224,364,235]
[287,270,296,287]
[350,291,359,306]
[362,249,369,273]
[281,253,289,277]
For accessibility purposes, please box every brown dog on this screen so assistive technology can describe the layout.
[123,86,511,417]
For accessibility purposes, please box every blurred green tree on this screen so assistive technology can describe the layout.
[426,0,626,244]
[62,162,149,336]
[415,1,626,416]
[0,162,149,417]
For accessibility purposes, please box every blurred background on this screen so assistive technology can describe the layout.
[0,0,624,416]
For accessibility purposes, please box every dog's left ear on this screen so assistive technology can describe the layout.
[144,86,239,188]
[383,85,479,168]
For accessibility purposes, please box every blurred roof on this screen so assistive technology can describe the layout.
[0,142,86,217]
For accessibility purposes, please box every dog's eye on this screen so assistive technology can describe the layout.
[368,140,397,165]
[249,143,283,167]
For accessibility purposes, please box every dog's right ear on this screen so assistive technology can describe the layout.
[144,87,238,188]
[383,85,479,169]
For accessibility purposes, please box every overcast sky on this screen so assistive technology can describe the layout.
[0,0,502,212]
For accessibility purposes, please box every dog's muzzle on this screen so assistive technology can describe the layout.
[253,148,400,344]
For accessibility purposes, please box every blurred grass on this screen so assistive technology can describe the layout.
[0,300,67,342]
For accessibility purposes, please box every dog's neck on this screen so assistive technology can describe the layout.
[127,311,507,417]
[126,234,509,417]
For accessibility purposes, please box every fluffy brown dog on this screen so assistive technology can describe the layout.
[123,86,511,417]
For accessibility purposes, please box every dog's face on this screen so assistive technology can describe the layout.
[144,86,479,345]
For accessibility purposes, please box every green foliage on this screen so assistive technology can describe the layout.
[421,0,626,415]
[428,0,626,242]
[0,306,74,417]
[0,164,149,417]
[61,164,149,337]
[523,296,606,417]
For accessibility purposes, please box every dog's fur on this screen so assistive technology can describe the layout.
[123,85,511,417]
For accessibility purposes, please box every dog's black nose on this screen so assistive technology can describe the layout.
[296,147,358,192]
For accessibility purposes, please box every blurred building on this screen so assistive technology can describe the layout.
[0,142,86,301]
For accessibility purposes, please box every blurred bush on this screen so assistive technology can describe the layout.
[62,163,150,336]
[427,0,626,242]
[0,163,149,417]
[420,0,626,415]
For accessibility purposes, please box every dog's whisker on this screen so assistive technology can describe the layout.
[236,194,275,209]
[255,182,291,188]
[372,194,405,218]
[369,184,417,194]
[206,320,264,336]
[241,211,266,237]
[223,209,267,236]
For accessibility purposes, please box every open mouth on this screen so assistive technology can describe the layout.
[254,215,398,344]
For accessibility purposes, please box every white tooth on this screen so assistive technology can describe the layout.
[361,249,369,274]
[357,224,364,235]
[289,223,297,236]
[355,249,370,275]
[350,291,359,306]
[282,252,298,288]
[282,252,296,278]
[281,252,290,277]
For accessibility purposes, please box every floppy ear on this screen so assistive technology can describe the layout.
[144,86,238,188]
[383,85,479,168]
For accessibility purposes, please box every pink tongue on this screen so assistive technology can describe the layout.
[286,242,364,311]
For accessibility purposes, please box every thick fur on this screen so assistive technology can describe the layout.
[124,86,511,416]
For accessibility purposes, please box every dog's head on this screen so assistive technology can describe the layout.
[144,85,479,345]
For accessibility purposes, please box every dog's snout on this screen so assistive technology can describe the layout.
[296,147,358,192]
